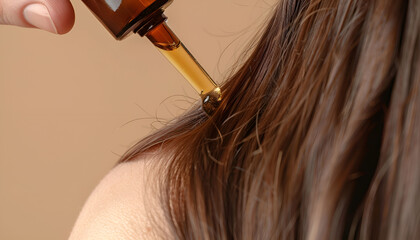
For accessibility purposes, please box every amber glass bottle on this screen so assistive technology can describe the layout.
[82,0,172,39]
[82,0,221,114]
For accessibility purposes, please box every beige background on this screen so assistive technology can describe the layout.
[0,0,273,239]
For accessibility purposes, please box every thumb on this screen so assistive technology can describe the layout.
[0,0,75,34]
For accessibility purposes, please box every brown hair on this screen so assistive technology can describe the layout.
[120,0,420,239]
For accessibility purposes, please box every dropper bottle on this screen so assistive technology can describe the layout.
[82,0,222,114]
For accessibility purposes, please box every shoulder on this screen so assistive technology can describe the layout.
[69,153,167,240]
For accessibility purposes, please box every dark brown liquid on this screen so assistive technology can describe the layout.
[82,0,172,39]
[145,21,180,50]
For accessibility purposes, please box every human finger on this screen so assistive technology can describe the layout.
[0,0,75,34]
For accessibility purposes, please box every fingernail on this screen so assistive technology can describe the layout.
[23,4,58,34]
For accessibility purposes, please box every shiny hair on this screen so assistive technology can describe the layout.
[120,0,420,239]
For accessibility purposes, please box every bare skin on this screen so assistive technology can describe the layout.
[69,154,165,240]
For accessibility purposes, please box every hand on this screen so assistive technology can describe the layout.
[0,0,75,34]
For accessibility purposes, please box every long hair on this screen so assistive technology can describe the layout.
[120,0,420,239]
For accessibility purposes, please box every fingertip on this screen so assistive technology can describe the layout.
[45,0,75,34]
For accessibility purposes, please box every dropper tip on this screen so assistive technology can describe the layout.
[201,87,222,115]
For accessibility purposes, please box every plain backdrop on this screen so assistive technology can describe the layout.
[0,0,273,239]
